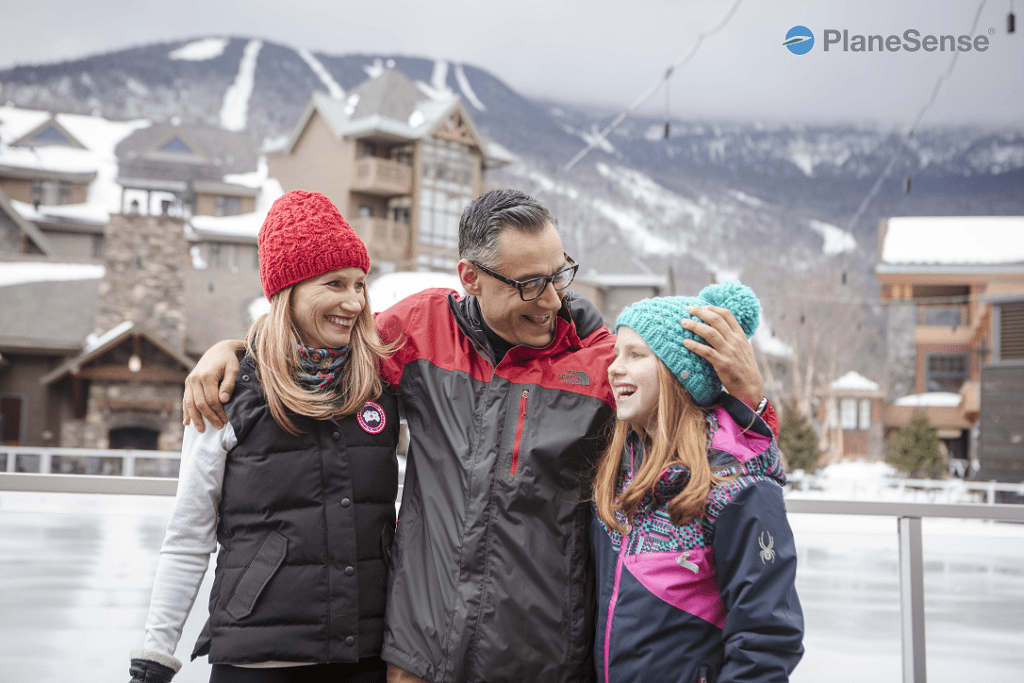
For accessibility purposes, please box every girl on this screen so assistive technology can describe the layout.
[592,282,804,683]
[129,191,399,683]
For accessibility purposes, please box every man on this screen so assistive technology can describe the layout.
[183,189,776,683]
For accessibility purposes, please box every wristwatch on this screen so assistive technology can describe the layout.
[754,397,769,415]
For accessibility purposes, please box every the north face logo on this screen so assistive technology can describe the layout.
[558,370,590,386]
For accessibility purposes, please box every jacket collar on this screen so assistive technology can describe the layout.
[448,292,584,366]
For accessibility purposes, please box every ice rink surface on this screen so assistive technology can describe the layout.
[1,489,1022,683]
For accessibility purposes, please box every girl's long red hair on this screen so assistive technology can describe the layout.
[594,360,733,532]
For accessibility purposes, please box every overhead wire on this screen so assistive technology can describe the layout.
[562,0,745,172]
[844,0,991,234]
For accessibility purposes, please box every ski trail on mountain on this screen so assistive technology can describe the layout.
[454,64,485,112]
[220,39,262,131]
[296,48,344,99]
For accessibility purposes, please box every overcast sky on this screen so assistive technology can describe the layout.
[4,0,1022,127]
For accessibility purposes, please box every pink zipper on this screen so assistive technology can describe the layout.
[510,389,529,475]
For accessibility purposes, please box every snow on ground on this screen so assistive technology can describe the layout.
[591,198,679,254]
[504,165,579,200]
[168,38,229,61]
[578,123,616,154]
[454,64,486,112]
[831,371,880,391]
[808,219,857,255]
[752,314,793,358]
[787,143,816,176]
[295,48,344,100]
[893,392,962,407]
[0,261,104,287]
[881,216,1024,264]
[730,189,764,206]
[368,271,463,313]
[219,39,262,132]
[595,162,705,228]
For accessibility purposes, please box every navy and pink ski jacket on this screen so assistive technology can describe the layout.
[592,394,804,683]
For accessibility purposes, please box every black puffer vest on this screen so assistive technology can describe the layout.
[192,355,400,664]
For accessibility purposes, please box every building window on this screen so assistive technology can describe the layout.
[922,306,963,326]
[926,354,968,392]
[215,196,242,217]
[419,137,475,250]
[997,302,1024,362]
[32,180,72,206]
[858,398,871,431]
[839,397,872,431]
[1,395,23,446]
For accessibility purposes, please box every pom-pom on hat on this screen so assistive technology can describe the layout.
[615,281,761,406]
[258,190,370,299]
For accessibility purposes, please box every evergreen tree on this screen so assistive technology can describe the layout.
[779,403,822,473]
[886,412,946,479]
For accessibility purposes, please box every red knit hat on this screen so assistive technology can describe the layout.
[258,190,370,299]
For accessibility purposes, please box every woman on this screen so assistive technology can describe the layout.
[592,282,804,683]
[129,191,399,683]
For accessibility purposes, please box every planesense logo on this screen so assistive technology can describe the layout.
[785,25,992,54]
[783,26,815,55]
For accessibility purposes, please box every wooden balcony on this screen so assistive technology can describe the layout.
[351,157,412,196]
[350,217,411,261]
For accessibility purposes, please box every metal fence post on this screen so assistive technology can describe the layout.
[898,516,927,683]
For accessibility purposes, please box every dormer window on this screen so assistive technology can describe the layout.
[215,195,242,216]
[33,125,73,146]
[32,180,72,206]
[158,136,194,154]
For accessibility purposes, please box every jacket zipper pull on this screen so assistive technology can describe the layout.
[510,389,529,475]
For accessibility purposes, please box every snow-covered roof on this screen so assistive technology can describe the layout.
[188,163,283,240]
[368,271,463,313]
[831,371,881,392]
[752,319,793,358]
[0,261,104,287]
[0,104,150,226]
[893,392,962,407]
[880,216,1024,266]
[278,72,513,166]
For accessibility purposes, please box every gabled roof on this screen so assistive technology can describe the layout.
[11,116,87,150]
[277,69,515,166]
[0,275,100,352]
[878,216,1024,273]
[115,124,257,173]
[40,321,195,385]
[0,188,56,256]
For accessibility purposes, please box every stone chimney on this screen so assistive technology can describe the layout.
[94,213,190,351]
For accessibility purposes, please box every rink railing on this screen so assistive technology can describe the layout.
[2,458,1024,683]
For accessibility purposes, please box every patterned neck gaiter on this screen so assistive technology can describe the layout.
[295,344,350,391]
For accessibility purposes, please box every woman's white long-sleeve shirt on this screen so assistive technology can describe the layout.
[142,418,235,658]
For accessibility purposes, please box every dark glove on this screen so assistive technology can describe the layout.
[128,649,181,683]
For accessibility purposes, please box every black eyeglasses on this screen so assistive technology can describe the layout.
[471,254,579,302]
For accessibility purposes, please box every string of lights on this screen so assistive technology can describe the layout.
[844,0,992,234]
[562,0,745,172]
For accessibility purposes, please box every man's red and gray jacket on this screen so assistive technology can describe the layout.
[376,288,616,683]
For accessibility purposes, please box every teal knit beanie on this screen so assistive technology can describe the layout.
[615,281,761,406]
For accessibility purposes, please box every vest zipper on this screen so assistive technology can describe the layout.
[510,389,529,475]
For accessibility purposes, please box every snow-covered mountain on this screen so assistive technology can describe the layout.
[2,36,1022,380]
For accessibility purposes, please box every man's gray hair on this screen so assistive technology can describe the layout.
[459,189,554,269]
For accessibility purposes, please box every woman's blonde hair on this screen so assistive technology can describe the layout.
[594,359,734,532]
[244,282,395,435]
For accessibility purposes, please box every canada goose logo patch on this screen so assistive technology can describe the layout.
[357,401,386,434]
[759,531,776,564]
